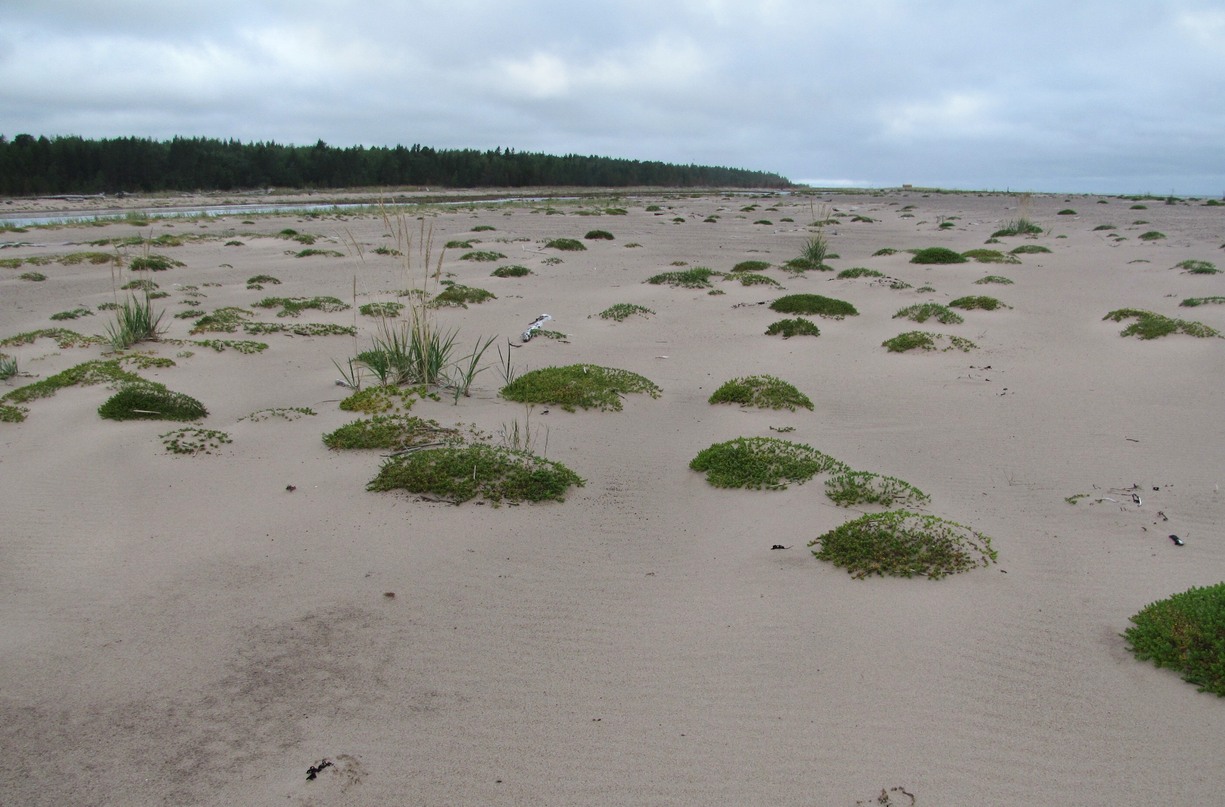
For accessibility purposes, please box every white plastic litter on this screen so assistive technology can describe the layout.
[522,314,552,342]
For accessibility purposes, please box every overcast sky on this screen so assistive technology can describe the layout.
[3,0,1224,195]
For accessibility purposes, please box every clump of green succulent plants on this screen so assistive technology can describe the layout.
[765,318,820,338]
[367,444,585,505]
[708,375,814,411]
[689,436,847,490]
[809,510,997,579]
[1103,309,1220,339]
[1123,581,1225,696]
[501,364,661,411]
[893,303,964,324]
[769,294,858,318]
[599,303,655,321]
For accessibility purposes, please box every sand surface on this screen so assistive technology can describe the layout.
[2,189,1223,805]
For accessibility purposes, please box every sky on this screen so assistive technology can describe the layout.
[2,0,1224,196]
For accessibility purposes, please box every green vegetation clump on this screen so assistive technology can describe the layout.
[191,307,253,333]
[765,318,820,338]
[471,225,496,232]
[243,322,356,337]
[293,248,344,258]
[584,230,614,240]
[910,247,967,264]
[122,279,158,291]
[949,295,1010,311]
[545,238,586,251]
[1138,231,1166,241]
[98,385,207,421]
[0,328,102,349]
[708,375,814,411]
[769,294,858,318]
[359,302,406,317]
[240,407,315,422]
[991,218,1042,237]
[872,248,899,256]
[428,284,495,308]
[0,353,17,381]
[185,339,267,354]
[129,254,183,271]
[599,303,655,321]
[367,444,584,505]
[105,294,165,349]
[735,273,780,287]
[1180,296,1225,307]
[1176,260,1218,274]
[19,271,47,281]
[1123,582,1225,696]
[809,510,997,579]
[246,274,281,289]
[883,331,977,353]
[253,296,349,317]
[322,414,456,450]
[277,228,316,244]
[1058,209,1077,215]
[647,267,719,288]
[491,264,532,277]
[1093,224,1116,231]
[893,303,963,324]
[962,249,1020,264]
[460,250,507,262]
[445,240,473,250]
[689,436,847,490]
[1103,309,1221,339]
[732,260,771,272]
[975,275,1014,285]
[338,386,424,414]
[500,364,661,411]
[838,267,884,279]
[824,471,930,508]
[50,307,93,321]
[161,427,231,455]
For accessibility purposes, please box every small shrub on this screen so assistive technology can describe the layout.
[708,375,813,411]
[1130,204,1148,210]
[732,260,771,272]
[962,249,1020,264]
[247,274,281,287]
[460,250,506,262]
[323,414,456,451]
[1138,231,1166,241]
[872,248,899,256]
[1058,209,1077,215]
[1123,581,1225,696]
[368,444,584,505]
[782,257,828,272]
[736,273,780,287]
[765,318,820,338]
[910,247,967,264]
[883,331,976,353]
[1103,308,1220,339]
[1180,296,1225,307]
[359,302,406,318]
[501,364,661,411]
[599,303,654,321]
[949,295,1009,311]
[128,254,183,271]
[428,284,495,308]
[98,385,207,421]
[893,303,963,324]
[824,471,930,508]
[1176,260,1218,274]
[689,436,846,490]
[584,230,614,240]
[770,294,858,318]
[19,271,47,281]
[445,240,474,249]
[647,267,719,288]
[491,265,532,278]
[1093,224,1117,231]
[809,510,997,579]
[545,238,586,251]
[838,267,884,279]
[991,218,1042,237]
[471,225,496,232]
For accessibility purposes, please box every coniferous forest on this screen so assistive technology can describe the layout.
[0,134,792,195]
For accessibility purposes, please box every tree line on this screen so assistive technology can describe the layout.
[0,134,792,195]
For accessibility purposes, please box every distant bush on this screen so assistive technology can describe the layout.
[809,510,997,579]
[689,436,847,490]
[491,264,532,277]
[460,250,506,262]
[501,364,661,411]
[949,295,1010,311]
[1009,244,1051,254]
[991,218,1042,237]
[838,267,884,279]
[647,267,719,288]
[367,444,584,505]
[708,375,813,411]
[429,284,496,308]
[883,331,977,353]
[975,275,1014,285]
[962,249,1020,264]
[910,247,967,264]
[893,303,964,325]
[545,238,586,251]
[769,294,858,318]
[584,230,614,240]
[1138,231,1166,241]
[98,385,207,421]
[732,260,771,272]
[1175,260,1218,274]
[1103,308,1220,339]
[765,318,821,338]
[129,254,182,271]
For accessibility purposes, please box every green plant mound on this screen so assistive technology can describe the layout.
[599,303,655,321]
[893,303,963,324]
[191,307,254,333]
[339,386,422,413]
[501,364,661,411]
[1138,231,1166,241]
[882,331,977,353]
[584,230,614,240]
[837,267,884,279]
[732,260,771,272]
[689,437,846,490]
[872,247,899,256]
[647,267,719,288]
[1180,296,1225,307]
[765,318,820,338]
[1009,244,1051,254]
[910,247,967,264]
[98,385,207,421]
[1103,309,1221,339]
[368,444,584,505]
[1176,260,1218,275]
[545,238,586,251]
[322,415,455,450]
[428,284,496,308]
[736,273,780,287]
[782,257,829,272]
[1123,581,1225,696]
[975,275,1014,285]
[161,427,231,455]
[809,511,997,579]
[491,264,532,277]
[359,302,405,317]
[253,296,349,317]
[949,295,1010,311]
[129,254,183,271]
[769,294,858,318]
[962,249,1020,264]
[460,250,506,262]
[708,375,814,411]
[824,471,930,508]
[991,218,1042,237]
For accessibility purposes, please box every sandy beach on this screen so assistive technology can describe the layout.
[2,188,1223,806]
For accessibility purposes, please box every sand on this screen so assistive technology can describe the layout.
[1,189,1223,806]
